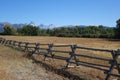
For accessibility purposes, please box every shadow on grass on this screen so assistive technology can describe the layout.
[28,55,87,80]
[106,39,120,42]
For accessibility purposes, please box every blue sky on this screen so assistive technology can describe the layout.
[0,0,120,27]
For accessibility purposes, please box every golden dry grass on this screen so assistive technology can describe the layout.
[1,36,120,50]
[0,36,120,80]
[0,44,69,80]
[1,35,120,58]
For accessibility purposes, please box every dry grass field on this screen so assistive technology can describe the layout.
[0,44,69,80]
[1,36,120,50]
[0,36,120,80]
[1,36,120,58]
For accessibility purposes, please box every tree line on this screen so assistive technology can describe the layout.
[0,19,120,39]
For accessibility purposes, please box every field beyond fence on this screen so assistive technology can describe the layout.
[0,37,120,80]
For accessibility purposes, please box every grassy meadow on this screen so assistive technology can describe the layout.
[0,36,120,80]
[1,36,120,49]
[0,44,69,80]
[1,36,120,58]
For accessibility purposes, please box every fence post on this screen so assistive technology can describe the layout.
[4,40,8,45]
[0,38,2,43]
[1,39,4,44]
[105,50,120,80]
[18,42,22,48]
[12,41,16,46]
[32,43,40,55]
[116,49,120,80]
[24,42,29,52]
[6,40,10,46]
[0,38,3,44]
[9,40,12,45]
[2,39,6,44]
[66,44,77,68]
[36,43,40,54]
[1,38,4,43]
[6,40,10,45]
[44,43,53,61]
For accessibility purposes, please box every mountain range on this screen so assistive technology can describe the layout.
[1,21,108,33]
[0,22,56,32]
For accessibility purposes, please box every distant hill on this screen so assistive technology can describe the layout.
[0,26,3,32]
[12,24,26,28]
[0,21,56,32]
[39,24,55,29]
[0,22,26,32]
[0,22,8,32]
[0,21,112,33]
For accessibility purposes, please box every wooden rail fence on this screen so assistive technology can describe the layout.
[0,37,120,80]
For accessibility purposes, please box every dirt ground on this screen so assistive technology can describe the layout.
[0,44,69,80]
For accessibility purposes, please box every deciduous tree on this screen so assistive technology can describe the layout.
[3,24,16,35]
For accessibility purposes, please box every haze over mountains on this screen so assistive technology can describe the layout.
[0,21,56,32]
[0,21,112,32]
[0,21,88,32]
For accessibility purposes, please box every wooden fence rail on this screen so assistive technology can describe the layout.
[0,37,120,80]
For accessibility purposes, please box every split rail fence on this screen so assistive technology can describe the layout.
[0,37,120,80]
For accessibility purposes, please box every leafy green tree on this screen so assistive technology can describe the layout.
[51,25,115,38]
[46,29,54,36]
[40,29,49,36]
[18,25,40,36]
[15,23,116,38]
[116,19,120,38]
[3,24,16,35]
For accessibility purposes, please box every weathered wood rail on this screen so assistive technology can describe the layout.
[0,37,120,80]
